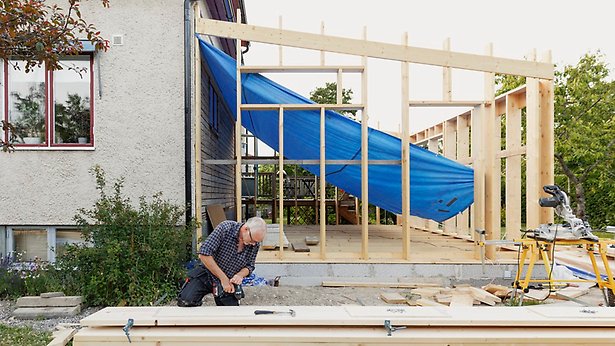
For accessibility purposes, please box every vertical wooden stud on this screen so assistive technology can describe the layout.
[320,107,327,259]
[483,43,498,260]
[360,26,369,260]
[320,21,325,65]
[443,37,452,101]
[278,16,283,66]
[506,94,522,240]
[401,32,411,259]
[443,119,457,234]
[456,114,470,236]
[526,49,540,230]
[278,107,285,259]
[539,51,555,225]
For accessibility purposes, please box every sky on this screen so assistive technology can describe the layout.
[242,0,614,133]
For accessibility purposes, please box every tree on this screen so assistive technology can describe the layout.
[309,82,356,118]
[496,53,615,227]
[0,0,109,151]
[553,53,615,224]
[0,0,109,72]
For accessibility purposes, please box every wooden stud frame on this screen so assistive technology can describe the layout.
[196,15,554,263]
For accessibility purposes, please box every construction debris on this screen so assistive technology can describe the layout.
[12,292,82,319]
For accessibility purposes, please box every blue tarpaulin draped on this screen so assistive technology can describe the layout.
[199,38,473,222]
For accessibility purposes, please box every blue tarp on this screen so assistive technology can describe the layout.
[199,38,474,222]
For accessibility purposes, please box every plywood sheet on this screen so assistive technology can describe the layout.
[73,325,615,345]
[80,306,615,328]
[205,204,226,229]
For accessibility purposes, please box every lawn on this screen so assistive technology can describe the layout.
[0,324,52,346]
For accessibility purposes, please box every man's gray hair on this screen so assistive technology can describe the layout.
[245,217,267,235]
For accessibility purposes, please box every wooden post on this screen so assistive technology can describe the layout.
[427,137,439,232]
[456,113,470,236]
[526,49,540,230]
[320,107,327,259]
[401,32,411,259]
[471,105,485,257]
[320,21,325,65]
[505,94,522,240]
[194,3,203,242]
[539,51,555,225]
[278,107,285,259]
[483,43,499,260]
[360,26,369,260]
[443,37,452,102]
[235,9,243,222]
[443,119,457,235]
[278,16,283,66]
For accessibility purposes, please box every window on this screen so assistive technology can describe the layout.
[13,229,48,261]
[208,82,219,132]
[2,56,94,148]
[55,229,85,257]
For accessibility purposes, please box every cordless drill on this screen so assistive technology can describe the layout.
[214,282,245,300]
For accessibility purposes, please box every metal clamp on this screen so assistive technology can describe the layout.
[123,318,134,343]
[384,319,406,336]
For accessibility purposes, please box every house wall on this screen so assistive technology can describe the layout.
[0,0,187,226]
[200,62,236,235]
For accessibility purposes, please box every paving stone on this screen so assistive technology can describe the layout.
[41,292,65,298]
[12,306,81,319]
[16,296,82,307]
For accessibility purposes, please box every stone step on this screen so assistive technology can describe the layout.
[16,296,82,307]
[41,292,65,298]
[12,306,81,319]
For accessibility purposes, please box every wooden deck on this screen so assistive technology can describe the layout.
[257,225,519,263]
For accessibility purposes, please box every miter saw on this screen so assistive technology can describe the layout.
[529,185,599,242]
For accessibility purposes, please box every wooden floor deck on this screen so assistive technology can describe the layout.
[257,225,519,263]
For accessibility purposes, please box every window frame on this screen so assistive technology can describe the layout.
[2,54,95,150]
[208,82,219,133]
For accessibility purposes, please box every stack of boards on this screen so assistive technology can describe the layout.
[72,305,615,345]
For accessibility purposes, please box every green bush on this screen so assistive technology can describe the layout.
[55,166,194,306]
[0,255,63,299]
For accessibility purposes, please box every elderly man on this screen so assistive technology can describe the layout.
[178,216,267,306]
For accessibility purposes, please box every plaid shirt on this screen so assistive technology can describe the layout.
[198,220,259,283]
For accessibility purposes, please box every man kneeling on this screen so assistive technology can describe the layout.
[178,217,267,306]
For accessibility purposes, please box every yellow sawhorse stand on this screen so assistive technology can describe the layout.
[513,238,615,305]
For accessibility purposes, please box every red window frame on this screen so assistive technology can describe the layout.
[2,55,94,148]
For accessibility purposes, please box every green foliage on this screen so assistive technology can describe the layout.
[553,52,615,225]
[54,166,194,306]
[0,0,109,73]
[0,324,52,346]
[309,82,356,117]
[495,74,525,96]
[0,255,63,299]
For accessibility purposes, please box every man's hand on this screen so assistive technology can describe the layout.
[221,278,235,293]
[230,274,244,285]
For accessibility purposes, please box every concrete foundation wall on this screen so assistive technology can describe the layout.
[254,263,546,287]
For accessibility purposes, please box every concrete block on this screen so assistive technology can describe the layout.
[16,296,82,307]
[41,292,65,298]
[12,306,81,319]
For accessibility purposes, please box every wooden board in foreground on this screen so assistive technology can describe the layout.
[79,306,615,328]
[322,281,439,288]
[73,325,615,345]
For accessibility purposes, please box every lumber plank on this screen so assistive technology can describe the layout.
[205,204,226,229]
[72,325,615,345]
[379,292,407,304]
[321,281,439,288]
[450,294,474,307]
[48,327,77,346]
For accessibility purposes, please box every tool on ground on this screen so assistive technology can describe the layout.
[384,319,406,336]
[123,318,134,343]
[529,185,599,242]
[254,309,296,317]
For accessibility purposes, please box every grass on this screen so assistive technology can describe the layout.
[0,324,52,346]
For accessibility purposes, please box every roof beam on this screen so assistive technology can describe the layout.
[196,19,554,79]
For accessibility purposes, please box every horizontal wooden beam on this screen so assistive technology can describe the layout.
[202,159,401,165]
[241,65,364,73]
[197,19,554,79]
[409,101,486,107]
[241,103,364,110]
[496,146,527,159]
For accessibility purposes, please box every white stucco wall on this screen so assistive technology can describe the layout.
[0,0,187,225]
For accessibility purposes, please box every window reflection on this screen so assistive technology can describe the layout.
[8,62,46,144]
[53,57,91,144]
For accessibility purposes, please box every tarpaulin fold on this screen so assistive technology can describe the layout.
[199,38,473,222]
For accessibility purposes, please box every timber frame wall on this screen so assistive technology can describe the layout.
[195,9,554,261]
